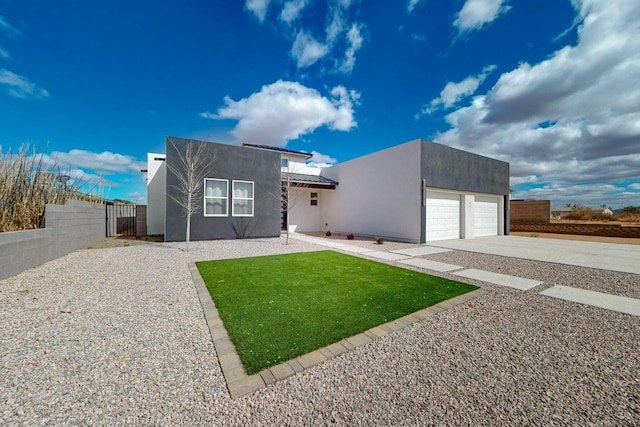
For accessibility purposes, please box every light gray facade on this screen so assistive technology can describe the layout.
[164,137,282,241]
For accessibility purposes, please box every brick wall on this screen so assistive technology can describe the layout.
[0,200,105,281]
[510,200,551,223]
[510,222,640,238]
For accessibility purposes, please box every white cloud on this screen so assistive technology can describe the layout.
[453,0,511,33]
[418,65,496,117]
[245,0,271,22]
[407,0,426,14]
[201,80,359,147]
[433,0,640,208]
[338,23,364,74]
[45,149,147,175]
[0,69,50,99]
[628,183,640,191]
[0,47,8,58]
[291,31,330,68]
[309,150,337,166]
[242,0,366,74]
[0,15,20,35]
[326,7,345,44]
[127,191,147,204]
[336,0,353,8]
[280,0,308,24]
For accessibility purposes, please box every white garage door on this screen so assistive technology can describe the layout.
[475,196,499,237]
[426,192,460,241]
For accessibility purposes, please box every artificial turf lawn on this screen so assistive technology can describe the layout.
[196,250,477,374]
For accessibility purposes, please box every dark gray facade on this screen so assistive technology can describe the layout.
[420,139,509,195]
[165,137,282,241]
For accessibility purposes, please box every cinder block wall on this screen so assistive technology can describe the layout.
[510,222,640,238]
[510,200,550,223]
[0,200,105,281]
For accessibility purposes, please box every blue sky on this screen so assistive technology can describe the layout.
[1,0,639,208]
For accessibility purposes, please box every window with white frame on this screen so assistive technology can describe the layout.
[232,180,254,217]
[204,179,228,216]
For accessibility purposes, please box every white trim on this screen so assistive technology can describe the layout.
[204,178,228,217]
[232,180,254,217]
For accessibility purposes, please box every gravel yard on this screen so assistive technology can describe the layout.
[1,236,639,425]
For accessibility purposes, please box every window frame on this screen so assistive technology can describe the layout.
[203,178,229,217]
[232,180,255,217]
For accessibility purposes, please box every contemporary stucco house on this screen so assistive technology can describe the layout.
[147,136,510,243]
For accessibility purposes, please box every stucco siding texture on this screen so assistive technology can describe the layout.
[164,137,282,241]
[321,141,422,242]
[420,139,510,195]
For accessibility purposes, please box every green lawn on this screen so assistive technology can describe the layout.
[196,250,476,374]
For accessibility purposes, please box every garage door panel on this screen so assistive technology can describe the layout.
[426,192,460,241]
[475,196,498,237]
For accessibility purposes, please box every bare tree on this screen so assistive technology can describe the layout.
[166,138,216,251]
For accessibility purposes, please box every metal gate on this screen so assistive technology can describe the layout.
[281,187,288,231]
[106,204,137,237]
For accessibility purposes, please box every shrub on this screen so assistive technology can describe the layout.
[325,230,332,237]
[347,233,355,240]
[375,237,384,245]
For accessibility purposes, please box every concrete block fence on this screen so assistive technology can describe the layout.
[510,222,640,238]
[0,200,105,281]
[510,200,551,223]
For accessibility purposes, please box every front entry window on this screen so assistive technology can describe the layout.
[204,179,228,216]
[233,180,254,217]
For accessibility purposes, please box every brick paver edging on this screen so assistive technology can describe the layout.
[189,262,491,399]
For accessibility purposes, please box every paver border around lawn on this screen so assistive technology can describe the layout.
[188,262,491,399]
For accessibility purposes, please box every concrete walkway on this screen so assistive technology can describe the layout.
[541,285,640,317]
[289,233,542,290]
[290,233,640,317]
[430,235,640,275]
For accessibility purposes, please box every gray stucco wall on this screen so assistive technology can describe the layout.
[420,139,510,195]
[0,200,105,281]
[165,137,282,241]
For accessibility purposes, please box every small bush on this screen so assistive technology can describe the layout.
[347,233,354,240]
[325,230,332,237]
[375,237,384,245]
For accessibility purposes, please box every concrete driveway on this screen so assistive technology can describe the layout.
[430,235,640,275]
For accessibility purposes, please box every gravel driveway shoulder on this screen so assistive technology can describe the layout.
[1,236,638,426]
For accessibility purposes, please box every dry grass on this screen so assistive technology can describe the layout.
[618,214,640,223]
[564,207,640,225]
[567,207,611,221]
[0,144,104,232]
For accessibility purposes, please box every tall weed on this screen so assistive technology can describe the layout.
[0,144,103,232]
